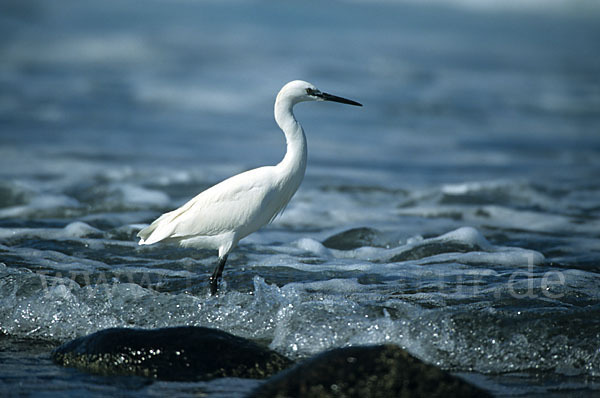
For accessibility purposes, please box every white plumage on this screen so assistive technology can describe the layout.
[137,80,362,294]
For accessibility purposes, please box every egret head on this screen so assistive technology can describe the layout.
[277,80,362,107]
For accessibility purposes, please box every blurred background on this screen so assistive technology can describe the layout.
[2,0,599,186]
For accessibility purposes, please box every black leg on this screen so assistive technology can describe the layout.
[209,255,228,295]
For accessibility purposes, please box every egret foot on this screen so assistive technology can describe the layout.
[209,255,228,295]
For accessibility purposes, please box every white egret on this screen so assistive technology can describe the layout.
[137,80,362,294]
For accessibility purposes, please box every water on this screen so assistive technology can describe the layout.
[1,0,600,396]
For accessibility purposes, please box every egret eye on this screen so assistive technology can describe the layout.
[305,88,320,96]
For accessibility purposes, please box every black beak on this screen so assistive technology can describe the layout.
[319,92,362,107]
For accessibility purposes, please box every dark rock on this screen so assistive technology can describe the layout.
[389,241,478,262]
[249,345,491,398]
[52,326,292,381]
[323,227,383,250]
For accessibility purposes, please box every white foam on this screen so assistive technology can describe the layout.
[248,227,545,277]
[109,183,170,207]
[442,180,502,195]
[0,221,101,240]
[293,238,331,257]
[397,204,595,235]
[0,194,81,218]
[62,221,102,238]
[284,278,366,294]
[277,189,395,230]
[437,226,493,249]
[0,244,106,272]
[330,227,544,266]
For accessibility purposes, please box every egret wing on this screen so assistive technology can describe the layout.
[138,167,280,244]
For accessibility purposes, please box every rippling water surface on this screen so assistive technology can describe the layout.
[1,0,599,396]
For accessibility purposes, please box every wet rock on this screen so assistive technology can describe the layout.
[322,227,383,250]
[389,241,478,262]
[389,228,491,262]
[52,326,292,381]
[249,345,491,398]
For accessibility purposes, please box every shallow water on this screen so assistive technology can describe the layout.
[1,0,600,396]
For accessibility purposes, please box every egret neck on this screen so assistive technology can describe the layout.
[274,95,307,191]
